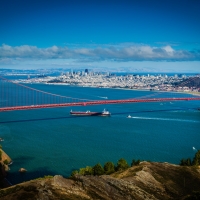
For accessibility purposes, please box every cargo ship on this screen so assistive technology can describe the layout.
[70,109,111,116]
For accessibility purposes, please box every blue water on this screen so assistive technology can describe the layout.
[0,84,200,185]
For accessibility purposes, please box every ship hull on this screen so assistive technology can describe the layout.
[70,111,101,116]
[70,111,111,116]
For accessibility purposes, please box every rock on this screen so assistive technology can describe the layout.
[19,168,27,172]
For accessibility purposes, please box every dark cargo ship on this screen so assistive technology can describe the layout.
[70,109,111,116]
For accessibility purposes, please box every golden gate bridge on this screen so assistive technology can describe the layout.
[0,76,200,112]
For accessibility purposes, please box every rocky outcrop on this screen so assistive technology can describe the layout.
[0,162,200,200]
[0,149,12,188]
[18,168,27,173]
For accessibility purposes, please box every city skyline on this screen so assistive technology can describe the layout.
[0,0,200,72]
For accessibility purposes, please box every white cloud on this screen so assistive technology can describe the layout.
[0,43,200,62]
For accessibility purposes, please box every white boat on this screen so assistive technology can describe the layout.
[127,115,132,118]
[100,109,111,116]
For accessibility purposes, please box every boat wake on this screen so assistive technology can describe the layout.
[97,96,108,99]
[130,116,198,123]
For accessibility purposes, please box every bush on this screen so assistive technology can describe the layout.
[193,150,200,166]
[3,159,9,165]
[180,158,192,166]
[79,166,93,175]
[180,150,200,166]
[116,158,129,171]
[104,162,115,175]
[71,170,79,177]
[131,159,140,166]
[84,166,94,175]
[44,175,53,179]
[93,163,104,176]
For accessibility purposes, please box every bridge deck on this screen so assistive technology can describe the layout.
[0,97,200,112]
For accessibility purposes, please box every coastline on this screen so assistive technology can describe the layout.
[29,81,200,97]
[0,149,12,188]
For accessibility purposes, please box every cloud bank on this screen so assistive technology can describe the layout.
[0,44,200,61]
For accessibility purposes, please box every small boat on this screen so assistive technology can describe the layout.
[0,138,4,142]
[127,115,132,118]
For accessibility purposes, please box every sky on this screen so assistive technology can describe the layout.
[0,0,200,72]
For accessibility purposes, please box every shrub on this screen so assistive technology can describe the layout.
[116,158,129,171]
[131,159,141,166]
[71,170,79,177]
[79,166,93,175]
[193,150,200,166]
[180,158,192,166]
[84,166,94,175]
[93,163,104,176]
[3,159,9,165]
[104,162,115,175]
[180,150,200,166]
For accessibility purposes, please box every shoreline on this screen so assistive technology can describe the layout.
[0,149,13,188]
[27,81,200,97]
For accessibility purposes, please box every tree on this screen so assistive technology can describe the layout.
[104,162,115,175]
[193,150,200,166]
[79,168,86,175]
[93,163,104,176]
[180,158,192,166]
[79,166,93,175]
[131,159,140,166]
[85,166,94,175]
[71,170,79,177]
[116,158,129,171]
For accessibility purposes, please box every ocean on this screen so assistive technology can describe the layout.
[0,83,200,184]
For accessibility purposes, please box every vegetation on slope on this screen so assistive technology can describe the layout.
[71,158,140,177]
[180,150,200,166]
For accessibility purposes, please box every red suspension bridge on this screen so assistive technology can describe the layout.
[0,76,200,112]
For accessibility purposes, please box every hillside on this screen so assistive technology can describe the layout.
[175,76,200,88]
[0,161,200,200]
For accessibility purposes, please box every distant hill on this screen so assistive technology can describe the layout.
[175,76,200,88]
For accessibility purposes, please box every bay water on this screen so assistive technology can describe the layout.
[0,83,200,184]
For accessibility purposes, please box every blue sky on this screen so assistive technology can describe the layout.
[0,0,200,72]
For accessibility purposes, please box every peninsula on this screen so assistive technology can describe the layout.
[14,71,200,94]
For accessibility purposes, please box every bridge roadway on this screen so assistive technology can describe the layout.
[0,97,200,112]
